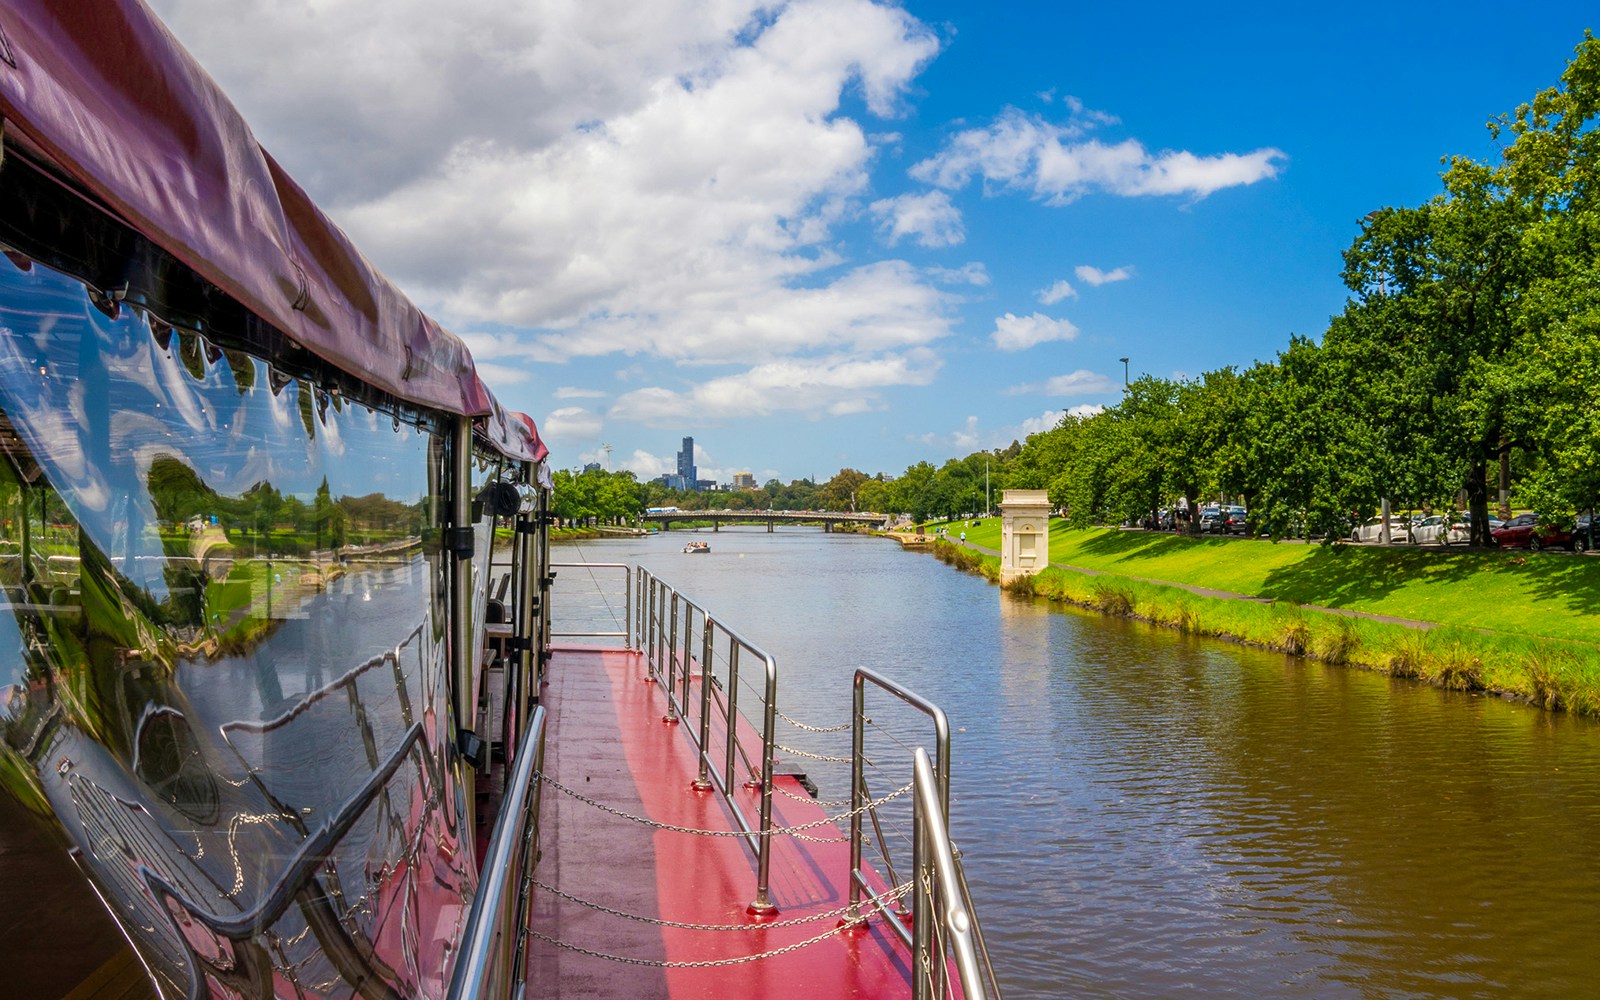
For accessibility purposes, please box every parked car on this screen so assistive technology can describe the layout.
[1198,505,1223,533]
[1411,513,1470,546]
[1349,516,1406,544]
[1573,513,1595,553]
[1223,507,1249,535]
[1491,513,1573,551]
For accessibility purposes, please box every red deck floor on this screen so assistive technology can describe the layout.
[526,645,912,999]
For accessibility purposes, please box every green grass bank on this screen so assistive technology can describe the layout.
[917,521,1600,716]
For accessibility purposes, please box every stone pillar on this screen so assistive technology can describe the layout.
[999,489,1051,585]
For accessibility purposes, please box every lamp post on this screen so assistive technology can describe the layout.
[1119,357,1129,388]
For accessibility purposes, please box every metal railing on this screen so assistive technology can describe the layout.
[850,667,1001,999]
[548,562,632,644]
[447,705,548,1000]
[911,746,1000,1000]
[633,566,779,914]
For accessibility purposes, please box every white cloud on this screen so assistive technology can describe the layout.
[1066,403,1104,418]
[151,0,948,370]
[869,190,964,247]
[1036,279,1076,304]
[542,406,604,442]
[555,386,607,399]
[1005,369,1114,396]
[990,312,1079,352]
[926,263,989,286]
[609,351,937,423]
[1075,264,1132,286]
[910,106,1284,205]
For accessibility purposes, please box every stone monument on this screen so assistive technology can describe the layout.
[999,489,1051,585]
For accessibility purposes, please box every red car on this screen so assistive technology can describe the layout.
[1490,513,1572,551]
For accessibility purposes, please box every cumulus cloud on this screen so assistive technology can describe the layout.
[926,263,990,286]
[1036,279,1076,304]
[555,386,607,399]
[869,190,964,247]
[152,0,947,370]
[609,352,937,423]
[1066,403,1104,418]
[1075,264,1132,286]
[990,312,1079,352]
[1005,369,1114,396]
[910,106,1284,205]
[542,406,604,442]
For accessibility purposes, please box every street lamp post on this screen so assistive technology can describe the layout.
[1119,357,1130,388]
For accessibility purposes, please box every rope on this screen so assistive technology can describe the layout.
[531,878,910,932]
[537,771,912,837]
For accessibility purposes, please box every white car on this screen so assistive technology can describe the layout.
[1349,516,1410,544]
[1410,514,1469,546]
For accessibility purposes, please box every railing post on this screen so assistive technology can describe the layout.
[664,593,680,723]
[849,672,866,915]
[692,617,714,791]
[748,651,778,917]
[912,782,931,1000]
[726,641,742,794]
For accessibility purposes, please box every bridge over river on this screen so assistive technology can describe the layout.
[640,509,888,532]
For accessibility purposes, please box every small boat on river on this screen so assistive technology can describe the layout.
[683,540,711,554]
[0,3,1000,998]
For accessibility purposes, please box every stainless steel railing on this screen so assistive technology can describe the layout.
[447,705,548,1000]
[548,562,632,644]
[850,667,1001,999]
[633,566,779,914]
[911,746,1000,1000]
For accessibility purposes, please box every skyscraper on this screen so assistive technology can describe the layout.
[676,436,696,487]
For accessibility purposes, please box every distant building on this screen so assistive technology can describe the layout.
[582,462,602,473]
[732,472,755,490]
[695,479,716,492]
[676,436,697,488]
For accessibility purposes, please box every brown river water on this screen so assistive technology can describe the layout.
[564,527,1600,999]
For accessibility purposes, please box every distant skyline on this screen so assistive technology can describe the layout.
[150,2,1597,483]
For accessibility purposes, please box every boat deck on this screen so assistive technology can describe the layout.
[528,644,911,998]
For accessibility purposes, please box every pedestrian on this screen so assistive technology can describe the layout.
[960,531,966,542]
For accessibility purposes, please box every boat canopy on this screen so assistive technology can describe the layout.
[0,0,542,460]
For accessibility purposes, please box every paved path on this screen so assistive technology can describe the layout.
[948,539,1439,631]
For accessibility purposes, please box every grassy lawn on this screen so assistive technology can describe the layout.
[940,519,1600,647]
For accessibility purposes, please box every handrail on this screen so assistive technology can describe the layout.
[911,746,999,1000]
[634,566,779,914]
[447,706,548,1000]
[850,667,950,918]
[548,562,632,644]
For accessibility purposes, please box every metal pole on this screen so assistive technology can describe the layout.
[849,672,866,913]
[693,618,713,791]
[749,652,777,915]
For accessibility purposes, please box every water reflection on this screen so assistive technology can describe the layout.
[564,529,1600,998]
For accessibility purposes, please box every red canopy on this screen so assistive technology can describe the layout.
[0,0,543,463]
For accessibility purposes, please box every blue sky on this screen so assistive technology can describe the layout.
[153,1,1595,484]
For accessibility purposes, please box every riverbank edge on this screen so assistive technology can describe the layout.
[916,537,1600,717]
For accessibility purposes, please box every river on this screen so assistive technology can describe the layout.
[556,527,1600,999]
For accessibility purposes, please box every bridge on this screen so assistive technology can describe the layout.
[640,509,888,532]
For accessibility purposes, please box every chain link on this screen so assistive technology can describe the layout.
[773,742,857,764]
[537,771,913,837]
[531,878,910,932]
[775,709,856,734]
[775,781,855,809]
[530,914,881,969]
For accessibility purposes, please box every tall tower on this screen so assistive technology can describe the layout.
[677,436,696,487]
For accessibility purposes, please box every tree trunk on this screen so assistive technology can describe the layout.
[1466,456,1491,546]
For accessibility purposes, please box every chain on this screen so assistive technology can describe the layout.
[775,709,856,734]
[775,782,855,809]
[773,742,857,764]
[530,916,871,969]
[531,878,910,931]
[537,772,913,837]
